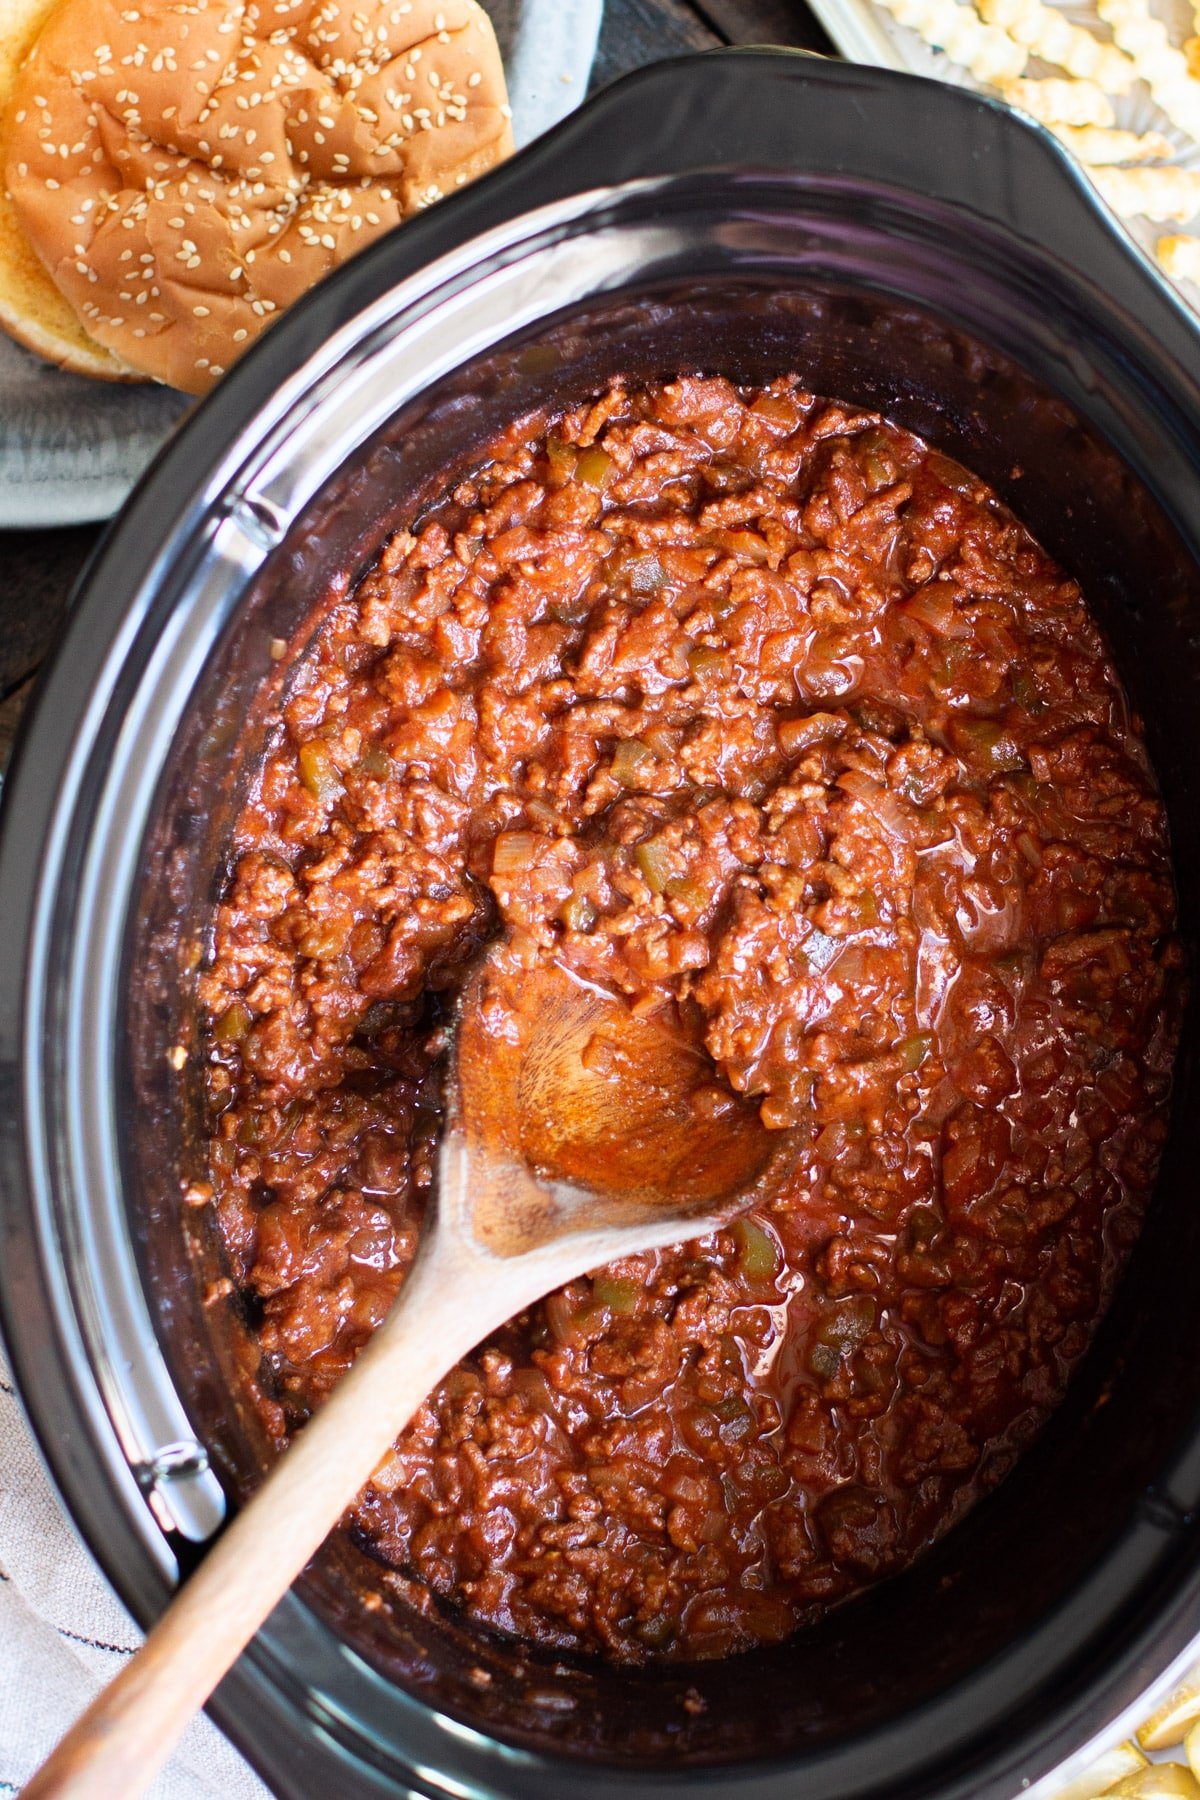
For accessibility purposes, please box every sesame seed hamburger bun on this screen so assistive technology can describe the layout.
[4,0,513,393]
[0,0,139,378]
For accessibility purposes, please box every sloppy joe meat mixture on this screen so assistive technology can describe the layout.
[200,376,1181,1663]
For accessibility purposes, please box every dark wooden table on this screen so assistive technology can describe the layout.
[0,0,834,771]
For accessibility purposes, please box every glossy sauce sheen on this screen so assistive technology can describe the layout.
[201,378,1181,1662]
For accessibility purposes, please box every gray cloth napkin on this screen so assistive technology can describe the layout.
[0,1351,270,1798]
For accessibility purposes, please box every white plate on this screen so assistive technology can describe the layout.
[0,0,602,529]
[807,0,1200,315]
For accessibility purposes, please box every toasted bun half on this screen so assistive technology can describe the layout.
[0,0,138,379]
[5,0,512,393]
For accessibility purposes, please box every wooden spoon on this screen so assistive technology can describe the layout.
[25,947,792,1799]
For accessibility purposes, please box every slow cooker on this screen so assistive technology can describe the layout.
[2,48,1200,1800]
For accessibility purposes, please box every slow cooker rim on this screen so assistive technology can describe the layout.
[3,48,1200,1800]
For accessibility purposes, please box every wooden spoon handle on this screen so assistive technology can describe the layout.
[22,1240,535,1800]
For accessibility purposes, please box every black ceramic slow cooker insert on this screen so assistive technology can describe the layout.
[2,49,1200,1800]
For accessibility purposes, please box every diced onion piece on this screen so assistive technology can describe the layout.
[750,391,801,429]
[837,768,916,840]
[1138,1675,1200,1749]
[492,831,540,877]
[643,722,677,758]
[901,580,967,636]
[802,635,862,701]
[1046,1740,1147,1800]
[778,711,845,755]
[715,527,771,564]
[369,1447,407,1494]
[544,1288,603,1347]
[524,797,560,832]
[612,738,656,788]
[629,554,668,593]
[815,1119,855,1159]
[802,927,841,973]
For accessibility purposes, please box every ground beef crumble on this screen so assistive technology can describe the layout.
[199,375,1181,1662]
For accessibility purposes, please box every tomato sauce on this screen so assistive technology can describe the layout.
[200,376,1182,1661]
